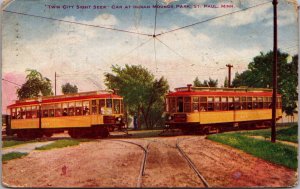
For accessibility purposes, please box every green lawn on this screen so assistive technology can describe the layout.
[238,125,298,143]
[2,140,37,148]
[35,139,90,150]
[207,126,298,170]
[2,152,28,162]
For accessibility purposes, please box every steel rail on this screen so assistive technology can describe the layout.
[109,139,148,187]
[176,138,210,188]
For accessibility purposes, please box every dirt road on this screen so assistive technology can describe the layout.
[2,135,297,187]
[2,140,145,188]
[179,136,297,188]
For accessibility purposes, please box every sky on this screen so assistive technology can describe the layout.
[1,0,299,113]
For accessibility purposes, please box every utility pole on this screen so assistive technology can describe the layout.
[55,72,57,96]
[271,0,278,143]
[226,64,233,88]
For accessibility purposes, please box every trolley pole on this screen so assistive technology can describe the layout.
[226,64,233,88]
[271,0,278,143]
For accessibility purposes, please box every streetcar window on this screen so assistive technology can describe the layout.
[241,97,247,110]
[21,107,26,119]
[268,97,272,109]
[55,103,62,117]
[62,103,68,116]
[48,105,55,117]
[221,97,228,111]
[200,97,207,111]
[113,99,121,114]
[16,108,21,119]
[277,97,282,108]
[214,97,221,111]
[83,101,90,115]
[263,97,268,109]
[192,97,199,112]
[106,99,112,108]
[75,101,83,116]
[11,108,16,119]
[207,97,214,111]
[169,98,176,113]
[234,97,241,110]
[258,97,263,109]
[99,99,105,114]
[26,106,32,119]
[253,97,258,109]
[68,102,75,116]
[120,99,124,114]
[247,97,252,109]
[228,97,234,110]
[183,97,191,112]
[177,97,183,112]
[91,100,97,114]
[32,106,38,119]
[42,107,49,117]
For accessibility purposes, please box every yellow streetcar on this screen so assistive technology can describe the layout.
[7,91,125,138]
[165,85,282,134]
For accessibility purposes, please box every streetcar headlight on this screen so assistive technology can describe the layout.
[117,117,122,121]
[168,116,172,120]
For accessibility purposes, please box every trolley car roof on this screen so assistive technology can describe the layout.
[7,93,122,108]
[166,91,280,97]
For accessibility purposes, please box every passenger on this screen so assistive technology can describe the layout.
[63,108,68,116]
[83,106,89,115]
[17,112,21,119]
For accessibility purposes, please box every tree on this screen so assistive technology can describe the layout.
[62,83,78,94]
[224,76,228,87]
[17,69,53,100]
[193,77,202,87]
[105,65,169,129]
[193,77,218,87]
[232,51,298,116]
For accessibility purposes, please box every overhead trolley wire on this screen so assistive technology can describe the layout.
[3,10,153,37]
[156,1,272,37]
[2,78,22,87]
[109,38,153,65]
[153,38,158,72]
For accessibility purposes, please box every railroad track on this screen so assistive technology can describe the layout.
[109,139,149,187]
[176,138,210,188]
[142,137,210,187]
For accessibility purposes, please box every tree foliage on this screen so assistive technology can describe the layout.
[17,69,53,100]
[224,76,228,87]
[61,83,78,94]
[232,51,298,115]
[105,65,169,129]
[193,77,218,87]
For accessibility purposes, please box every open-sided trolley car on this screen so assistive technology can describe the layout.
[7,91,125,138]
[165,85,282,133]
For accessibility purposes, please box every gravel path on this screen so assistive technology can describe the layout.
[2,136,297,188]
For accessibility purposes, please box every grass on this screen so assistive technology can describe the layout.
[129,129,163,138]
[35,139,90,150]
[207,130,298,170]
[2,152,28,162]
[2,140,37,148]
[239,125,298,143]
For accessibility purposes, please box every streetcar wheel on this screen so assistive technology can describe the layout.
[101,128,109,138]
[44,132,53,138]
[68,129,81,138]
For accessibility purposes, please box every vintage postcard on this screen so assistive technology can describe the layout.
[1,0,298,188]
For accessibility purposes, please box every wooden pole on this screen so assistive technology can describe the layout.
[271,0,278,143]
